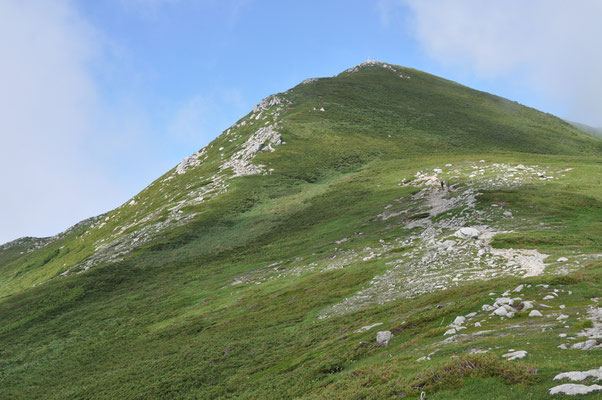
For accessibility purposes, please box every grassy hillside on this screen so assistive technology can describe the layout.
[1,62,600,399]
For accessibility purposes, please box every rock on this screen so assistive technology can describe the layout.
[453,316,466,325]
[543,295,555,300]
[557,257,569,262]
[521,301,534,311]
[493,306,514,318]
[493,297,514,308]
[502,350,527,360]
[557,314,569,321]
[444,328,456,336]
[553,367,602,382]
[355,322,383,333]
[549,384,602,395]
[474,322,481,327]
[376,331,392,346]
[513,284,524,292]
[503,211,513,217]
[558,344,568,349]
[529,310,543,317]
[482,304,495,311]
[466,312,477,318]
[571,339,598,350]
[454,227,480,239]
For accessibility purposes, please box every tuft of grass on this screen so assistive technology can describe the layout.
[402,354,537,396]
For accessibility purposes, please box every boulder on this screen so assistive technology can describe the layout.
[376,331,392,346]
[493,306,514,318]
[454,227,480,239]
[549,384,602,395]
[529,310,543,317]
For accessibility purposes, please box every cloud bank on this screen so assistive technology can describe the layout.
[390,0,602,125]
[0,1,127,244]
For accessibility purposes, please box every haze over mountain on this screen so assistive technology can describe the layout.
[1,62,600,399]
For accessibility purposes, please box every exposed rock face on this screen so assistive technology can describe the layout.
[176,149,207,175]
[220,125,283,176]
[300,78,318,85]
[253,94,288,113]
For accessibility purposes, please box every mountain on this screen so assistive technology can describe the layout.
[568,120,602,138]
[1,61,600,399]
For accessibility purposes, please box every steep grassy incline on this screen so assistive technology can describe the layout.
[0,62,600,399]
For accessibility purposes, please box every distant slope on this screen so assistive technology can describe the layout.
[568,120,602,138]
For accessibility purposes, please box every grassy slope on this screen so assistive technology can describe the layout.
[0,64,601,399]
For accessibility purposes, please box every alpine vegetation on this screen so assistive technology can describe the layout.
[0,61,600,399]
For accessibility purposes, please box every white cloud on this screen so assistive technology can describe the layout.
[385,0,602,125]
[0,0,128,244]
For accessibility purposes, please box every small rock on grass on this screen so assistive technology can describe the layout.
[549,384,602,395]
[502,350,527,360]
[376,331,392,346]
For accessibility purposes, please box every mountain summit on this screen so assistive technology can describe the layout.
[1,62,601,399]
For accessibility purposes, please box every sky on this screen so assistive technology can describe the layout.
[1,0,601,244]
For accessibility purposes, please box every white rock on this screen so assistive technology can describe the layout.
[513,284,524,292]
[494,297,514,307]
[466,312,477,318]
[543,295,555,300]
[553,367,602,382]
[549,384,602,395]
[502,350,527,360]
[558,344,568,349]
[444,328,456,336]
[529,310,543,317]
[376,331,392,346]
[571,339,598,350]
[454,227,480,239]
[493,306,514,318]
[521,301,534,311]
[503,211,513,217]
[474,322,481,327]
[557,257,569,262]
[557,314,569,320]
[355,322,383,333]
[453,316,466,325]
[482,304,495,311]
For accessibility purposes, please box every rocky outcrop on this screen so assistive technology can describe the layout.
[220,125,283,176]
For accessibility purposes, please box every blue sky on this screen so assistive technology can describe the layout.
[1,0,601,243]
